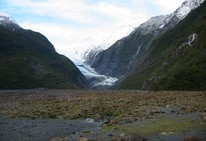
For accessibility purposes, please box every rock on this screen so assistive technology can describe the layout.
[183,136,200,141]
[160,131,175,136]
[50,137,56,141]
[203,116,206,122]
[85,118,95,123]
[79,137,88,141]
[160,132,168,135]
[72,131,78,134]
[120,138,126,141]
[93,113,101,122]
[180,107,186,111]
[120,133,125,137]
[108,133,113,137]
[109,119,118,125]
[103,119,110,124]
[131,134,143,141]
[83,130,91,133]
[151,110,164,115]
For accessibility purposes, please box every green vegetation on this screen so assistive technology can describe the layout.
[0,27,85,89]
[120,1,206,90]
[118,117,206,137]
[0,90,205,122]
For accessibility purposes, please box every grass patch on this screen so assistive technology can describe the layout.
[118,117,206,137]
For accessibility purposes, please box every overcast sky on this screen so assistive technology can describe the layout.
[1,0,185,61]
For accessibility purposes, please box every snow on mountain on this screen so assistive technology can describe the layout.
[0,11,10,18]
[139,0,204,34]
[0,11,20,31]
[138,15,169,34]
[0,11,16,24]
[174,0,204,19]
[83,24,138,61]
[68,22,140,64]
[162,0,204,28]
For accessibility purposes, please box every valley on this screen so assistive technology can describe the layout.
[0,90,206,141]
[0,0,205,90]
[0,0,206,141]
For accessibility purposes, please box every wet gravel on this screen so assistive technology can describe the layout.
[0,118,100,141]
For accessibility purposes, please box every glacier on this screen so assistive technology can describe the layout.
[70,22,141,88]
[74,0,205,88]
[77,64,118,88]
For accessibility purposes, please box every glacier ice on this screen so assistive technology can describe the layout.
[77,64,118,87]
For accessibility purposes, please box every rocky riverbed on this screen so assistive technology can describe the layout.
[0,89,206,141]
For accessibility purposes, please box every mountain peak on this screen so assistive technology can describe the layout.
[0,11,10,17]
[174,0,204,19]
[0,11,20,30]
[0,11,16,24]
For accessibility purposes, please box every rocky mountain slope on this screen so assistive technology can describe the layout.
[87,0,205,90]
[88,14,168,78]
[81,23,139,63]
[120,0,206,90]
[0,12,87,89]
